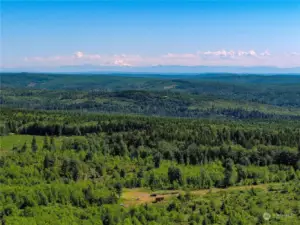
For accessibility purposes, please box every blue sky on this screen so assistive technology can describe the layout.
[2,0,300,68]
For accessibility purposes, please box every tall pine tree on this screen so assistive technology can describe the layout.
[31,136,38,152]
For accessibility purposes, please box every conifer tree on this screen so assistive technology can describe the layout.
[50,136,56,151]
[31,136,38,152]
[43,135,49,150]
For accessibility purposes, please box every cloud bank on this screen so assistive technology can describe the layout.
[15,50,300,68]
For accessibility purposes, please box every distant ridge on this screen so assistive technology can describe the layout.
[1,65,300,75]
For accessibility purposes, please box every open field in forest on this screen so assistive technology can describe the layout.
[121,183,272,206]
[0,134,87,153]
[0,134,64,152]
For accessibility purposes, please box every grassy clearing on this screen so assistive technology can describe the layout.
[121,188,178,207]
[121,183,274,207]
[121,188,152,206]
[190,183,269,196]
[0,134,65,153]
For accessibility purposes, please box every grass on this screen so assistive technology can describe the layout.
[121,188,178,207]
[0,134,65,155]
[121,183,276,207]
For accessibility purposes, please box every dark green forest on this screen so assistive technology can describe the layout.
[1,73,300,119]
[1,73,300,224]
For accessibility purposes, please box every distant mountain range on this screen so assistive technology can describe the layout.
[2,65,300,75]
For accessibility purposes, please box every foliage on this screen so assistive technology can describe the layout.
[1,73,300,224]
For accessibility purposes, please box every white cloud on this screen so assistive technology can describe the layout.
[203,50,236,57]
[20,49,300,68]
[202,50,258,58]
[113,59,131,67]
[260,50,271,56]
[74,51,84,59]
[163,53,196,59]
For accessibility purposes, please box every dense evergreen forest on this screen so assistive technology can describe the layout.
[2,73,300,108]
[1,73,300,119]
[1,73,300,224]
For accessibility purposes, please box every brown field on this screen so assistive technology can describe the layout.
[121,183,271,207]
[121,188,176,207]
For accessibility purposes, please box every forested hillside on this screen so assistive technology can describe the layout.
[1,73,300,120]
[1,73,300,224]
[1,73,300,107]
[1,107,300,224]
